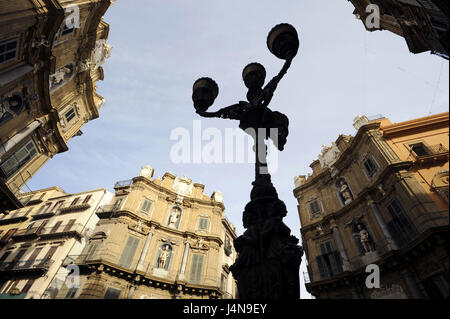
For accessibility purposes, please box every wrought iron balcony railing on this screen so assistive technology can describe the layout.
[38,223,84,239]
[114,179,133,189]
[12,223,84,240]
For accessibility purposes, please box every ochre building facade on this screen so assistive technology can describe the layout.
[294,112,449,299]
[56,166,238,299]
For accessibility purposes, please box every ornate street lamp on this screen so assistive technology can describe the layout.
[192,23,303,299]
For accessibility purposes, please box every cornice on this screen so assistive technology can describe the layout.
[132,176,225,210]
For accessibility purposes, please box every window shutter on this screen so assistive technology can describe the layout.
[1,228,17,242]
[82,195,92,204]
[23,248,43,267]
[104,287,121,299]
[86,243,99,260]
[22,279,35,293]
[189,254,204,284]
[118,236,140,269]
[71,197,80,206]
[0,251,11,264]
[65,287,78,299]
[141,200,151,213]
[63,219,76,232]
[50,221,63,234]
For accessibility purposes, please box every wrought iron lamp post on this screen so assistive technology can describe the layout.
[192,24,303,299]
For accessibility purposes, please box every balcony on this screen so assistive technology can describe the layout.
[114,179,133,189]
[12,223,84,241]
[59,199,94,214]
[0,258,54,276]
[31,211,57,220]
[0,214,28,225]
[12,226,42,240]
[96,204,121,218]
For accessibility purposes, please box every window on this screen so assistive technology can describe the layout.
[411,143,430,157]
[199,217,209,231]
[386,199,418,247]
[189,254,204,284]
[0,38,18,64]
[112,198,123,211]
[64,108,76,123]
[308,199,322,219]
[0,228,17,243]
[140,199,151,213]
[104,287,121,299]
[21,279,35,294]
[0,140,38,178]
[82,195,92,204]
[70,197,80,206]
[118,236,140,269]
[363,157,377,176]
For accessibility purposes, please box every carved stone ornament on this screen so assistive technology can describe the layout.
[172,176,193,196]
[139,165,154,179]
[353,115,369,130]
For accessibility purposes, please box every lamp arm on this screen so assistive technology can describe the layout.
[196,101,252,120]
[259,58,293,107]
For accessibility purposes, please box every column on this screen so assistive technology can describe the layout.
[368,200,398,250]
[178,240,190,280]
[136,231,153,272]
[330,221,352,272]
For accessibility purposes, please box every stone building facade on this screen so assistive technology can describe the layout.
[348,0,448,58]
[0,0,113,208]
[294,112,449,299]
[55,166,237,299]
[0,186,112,299]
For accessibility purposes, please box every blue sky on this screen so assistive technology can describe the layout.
[26,1,449,298]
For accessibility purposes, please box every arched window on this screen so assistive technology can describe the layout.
[154,243,173,271]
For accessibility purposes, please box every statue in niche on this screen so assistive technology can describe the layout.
[357,223,374,254]
[168,206,181,228]
[338,179,353,205]
[157,245,171,269]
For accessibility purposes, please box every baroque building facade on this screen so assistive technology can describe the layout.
[55,166,237,299]
[0,186,112,299]
[0,0,113,209]
[348,0,449,59]
[294,112,449,299]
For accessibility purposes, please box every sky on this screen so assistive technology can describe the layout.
[25,1,449,299]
